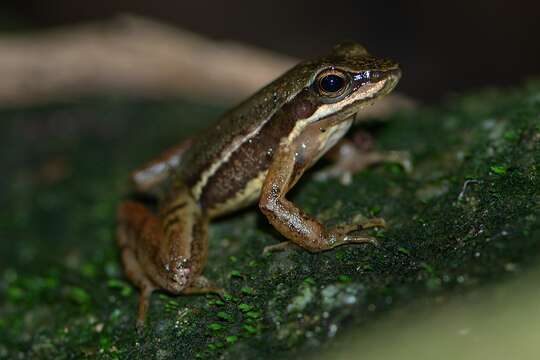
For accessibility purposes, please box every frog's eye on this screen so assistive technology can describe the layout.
[317,70,348,97]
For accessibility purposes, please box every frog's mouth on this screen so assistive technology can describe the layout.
[353,67,401,95]
[350,67,402,107]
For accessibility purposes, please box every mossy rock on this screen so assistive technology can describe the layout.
[0,81,539,359]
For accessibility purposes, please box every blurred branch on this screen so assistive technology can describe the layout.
[0,15,412,116]
[0,15,295,105]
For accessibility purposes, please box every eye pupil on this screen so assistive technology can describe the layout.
[319,74,345,94]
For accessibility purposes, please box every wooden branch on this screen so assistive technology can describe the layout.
[0,15,295,106]
[0,15,413,116]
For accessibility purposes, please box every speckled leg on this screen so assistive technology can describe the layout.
[259,133,386,253]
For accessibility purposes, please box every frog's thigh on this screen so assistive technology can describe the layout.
[131,138,193,193]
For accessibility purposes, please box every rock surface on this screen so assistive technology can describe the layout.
[1,81,539,359]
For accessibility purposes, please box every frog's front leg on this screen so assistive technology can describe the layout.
[315,133,412,185]
[259,140,383,253]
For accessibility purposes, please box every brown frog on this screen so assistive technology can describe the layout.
[117,43,403,329]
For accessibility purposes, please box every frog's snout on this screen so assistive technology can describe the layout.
[388,67,402,80]
[380,67,401,92]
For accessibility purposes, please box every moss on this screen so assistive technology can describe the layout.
[0,81,539,359]
[216,311,234,322]
[490,165,508,175]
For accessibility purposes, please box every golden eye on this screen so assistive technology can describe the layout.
[317,70,348,97]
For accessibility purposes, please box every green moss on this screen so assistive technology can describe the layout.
[208,299,226,307]
[217,311,234,322]
[245,311,261,319]
[208,323,225,331]
[106,279,132,297]
[240,287,256,296]
[1,81,540,358]
[67,287,91,305]
[490,165,508,175]
[226,335,238,344]
[397,246,411,256]
[238,303,253,312]
[229,270,243,279]
[242,324,258,335]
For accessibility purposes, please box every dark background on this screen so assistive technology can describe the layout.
[1,0,539,101]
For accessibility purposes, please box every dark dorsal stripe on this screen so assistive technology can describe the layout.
[199,91,315,210]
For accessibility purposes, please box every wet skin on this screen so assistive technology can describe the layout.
[117,43,402,329]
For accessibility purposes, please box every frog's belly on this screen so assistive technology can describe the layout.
[312,118,353,164]
[207,170,267,219]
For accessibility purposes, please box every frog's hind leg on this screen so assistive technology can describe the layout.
[117,201,159,331]
[117,191,220,330]
[121,246,154,332]
[131,138,193,194]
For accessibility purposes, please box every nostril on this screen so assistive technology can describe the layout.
[370,71,382,80]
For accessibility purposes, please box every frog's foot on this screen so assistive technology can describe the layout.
[136,286,155,334]
[381,151,413,174]
[263,241,296,255]
[327,229,379,248]
[262,217,385,254]
[182,275,226,298]
[327,217,385,247]
[119,233,155,333]
[134,277,223,333]
[315,136,412,185]
[351,216,387,230]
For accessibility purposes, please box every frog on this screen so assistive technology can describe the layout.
[117,42,403,329]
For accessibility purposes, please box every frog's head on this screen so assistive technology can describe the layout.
[317,42,400,101]
[288,42,401,126]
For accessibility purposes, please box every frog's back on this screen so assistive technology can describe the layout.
[179,61,320,197]
[177,43,384,212]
